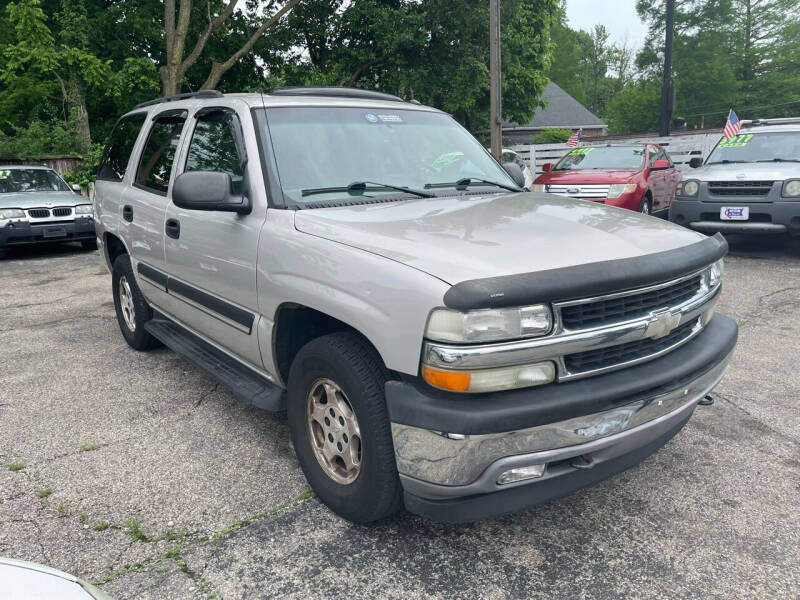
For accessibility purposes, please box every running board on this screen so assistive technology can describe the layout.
[145,314,285,412]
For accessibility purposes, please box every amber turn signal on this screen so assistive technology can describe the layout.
[421,365,471,392]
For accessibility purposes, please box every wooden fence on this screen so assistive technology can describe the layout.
[511,131,723,174]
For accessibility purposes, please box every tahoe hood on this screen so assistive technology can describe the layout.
[294,192,705,285]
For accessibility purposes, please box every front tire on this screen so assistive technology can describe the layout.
[639,195,652,215]
[287,332,402,523]
[112,255,160,351]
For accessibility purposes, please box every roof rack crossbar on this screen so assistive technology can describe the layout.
[270,86,404,102]
[134,90,224,109]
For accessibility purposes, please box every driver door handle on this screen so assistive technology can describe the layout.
[165,218,181,239]
[122,205,133,222]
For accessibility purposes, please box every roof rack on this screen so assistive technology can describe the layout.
[133,90,224,109]
[271,86,404,102]
[741,116,800,127]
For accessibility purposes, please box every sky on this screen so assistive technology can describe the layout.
[565,0,649,50]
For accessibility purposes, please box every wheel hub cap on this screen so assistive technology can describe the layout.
[119,276,136,332]
[306,378,362,485]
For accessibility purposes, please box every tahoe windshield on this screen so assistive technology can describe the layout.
[259,107,516,206]
[706,132,800,164]
[0,168,71,194]
[554,146,645,170]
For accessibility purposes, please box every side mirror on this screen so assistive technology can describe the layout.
[71,184,82,193]
[502,162,526,189]
[172,171,250,214]
[541,162,553,172]
[652,159,670,170]
[689,157,704,169]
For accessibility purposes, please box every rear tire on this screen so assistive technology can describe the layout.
[639,195,652,214]
[287,332,402,523]
[112,255,161,351]
[82,238,98,251]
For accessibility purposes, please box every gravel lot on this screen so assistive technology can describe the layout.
[1,235,799,599]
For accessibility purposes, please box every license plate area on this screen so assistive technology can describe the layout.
[720,206,749,220]
[42,226,67,238]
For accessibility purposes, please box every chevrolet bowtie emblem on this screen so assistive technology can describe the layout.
[645,310,681,339]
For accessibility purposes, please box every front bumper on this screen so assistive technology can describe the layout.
[387,314,737,522]
[670,197,800,235]
[0,217,96,247]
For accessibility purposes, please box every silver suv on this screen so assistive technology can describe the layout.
[670,117,800,235]
[0,165,97,257]
[94,88,737,523]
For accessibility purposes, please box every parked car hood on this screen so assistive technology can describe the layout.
[0,191,84,210]
[535,169,640,184]
[294,192,705,285]
[687,162,800,182]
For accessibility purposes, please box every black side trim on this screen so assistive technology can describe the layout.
[443,233,728,309]
[386,313,737,435]
[137,263,168,288]
[167,277,254,332]
[403,412,690,523]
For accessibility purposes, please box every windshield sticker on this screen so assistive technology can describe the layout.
[568,147,594,156]
[718,133,753,148]
[364,113,379,123]
[432,151,464,167]
[377,113,403,123]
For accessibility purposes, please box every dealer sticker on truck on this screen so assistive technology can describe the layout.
[720,206,749,220]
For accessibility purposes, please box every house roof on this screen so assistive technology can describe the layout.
[503,81,607,132]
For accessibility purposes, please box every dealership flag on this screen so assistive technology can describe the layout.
[566,128,583,147]
[723,109,741,139]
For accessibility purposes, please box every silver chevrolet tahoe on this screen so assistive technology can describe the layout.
[94,88,737,523]
[670,117,800,235]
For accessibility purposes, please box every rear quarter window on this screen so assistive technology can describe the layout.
[97,113,147,182]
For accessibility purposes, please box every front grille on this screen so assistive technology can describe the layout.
[27,209,50,218]
[708,181,773,196]
[52,207,72,217]
[565,320,698,372]
[547,184,610,199]
[560,275,702,329]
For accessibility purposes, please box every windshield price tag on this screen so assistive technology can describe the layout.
[568,148,594,156]
[365,112,404,124]
[718,134,753,148]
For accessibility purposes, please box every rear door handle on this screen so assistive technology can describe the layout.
[165,218,180,239]
[122,205,133,222]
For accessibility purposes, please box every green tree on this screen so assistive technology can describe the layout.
[604,80,661,134]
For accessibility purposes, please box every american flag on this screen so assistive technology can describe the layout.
[566,128,583,147]
[723,109,741,139]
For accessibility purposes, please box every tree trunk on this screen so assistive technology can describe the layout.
[159,65,181,96]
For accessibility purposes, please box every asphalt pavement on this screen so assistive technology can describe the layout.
[0,235,798,599]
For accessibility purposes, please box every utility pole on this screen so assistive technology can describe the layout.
[489,0,502,160]
[659,0,675,136]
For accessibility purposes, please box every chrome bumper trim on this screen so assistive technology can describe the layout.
[392,351,730,496]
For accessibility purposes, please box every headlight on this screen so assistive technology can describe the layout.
[426,305,553,343]
[782,179,800,197]
[681,180,700,196]
[606,184,637,198]
[74,204,94,215]
[422,361,556,393]
[701,258,724,291]
[0,208,25,219]
[530,184,546,192]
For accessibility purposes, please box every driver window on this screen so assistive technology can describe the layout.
[185,110,244,195]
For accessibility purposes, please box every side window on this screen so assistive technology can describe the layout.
[649,147,668,167]
[97,113,146,181]
[501,151,514,164]
[185,110,245,194]
[135,114,186,194]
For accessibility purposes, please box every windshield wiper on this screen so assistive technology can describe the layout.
[706,159,750,165]
[424,177,522,192]
[301,181,433,198]
[755,158,800,163]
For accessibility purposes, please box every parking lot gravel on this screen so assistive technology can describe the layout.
[1,236,799,599]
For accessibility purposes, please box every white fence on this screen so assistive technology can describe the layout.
[511,132,723,174]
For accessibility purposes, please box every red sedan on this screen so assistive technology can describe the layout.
[532,144,680,215]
